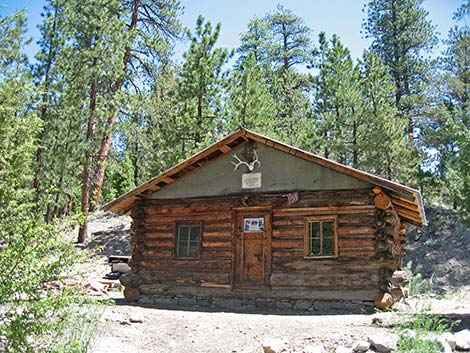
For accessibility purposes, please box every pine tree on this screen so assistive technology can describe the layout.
[267,4,312,71]
[237,6,314,147]
[359,50,411,181]
[0,11,41,230]
[363,0,437,140]
[227,53,275,131]
[175,16,231,154]
[312,33,363,166]
[422,1,470,212]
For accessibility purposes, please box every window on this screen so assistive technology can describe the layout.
[176,223,201,258]
[305,217,337,258]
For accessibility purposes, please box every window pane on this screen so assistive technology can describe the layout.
[189,226,201,241]
[189,244,200,257]
[311,222,320,238]
[322,221,334,238]
[178,245,188,257]
[179,226,189,241]
[310,237,321,255]
[322,236,335,256]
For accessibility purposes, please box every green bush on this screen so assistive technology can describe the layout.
[0,217,99,352]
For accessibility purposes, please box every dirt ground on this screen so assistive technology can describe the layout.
[87,210,470,353]
[92,302,385,353]
[90,290,470,353]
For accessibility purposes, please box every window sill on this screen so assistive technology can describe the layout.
[303,255,338,260]
[174,257,201,260]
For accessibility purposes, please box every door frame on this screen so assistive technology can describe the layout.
[231,206,272,289]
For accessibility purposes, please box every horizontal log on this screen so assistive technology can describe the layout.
[274,205,375,217]
[201,250,232,259]
[272,249,304,258]
[338,215,375,225]
[143,240,173,249]
[203,230,232,239]
[144,231,174,240]
[272,218,305,227]
[139,269,230,285]
[144,204,233,216]
[272,259,385,273]
[273,228,304,238]
[337,226,376,236]
[202,240,232,249]
[142,213,232,225]
[339,247,375,257]
[272,239,304,249]
[339,239,374,248]
[139,259,231,271]
[203,221,232,230]
[270,272,378,288]
[142,249,174,258]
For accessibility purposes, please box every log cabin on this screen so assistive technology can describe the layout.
[104,128,426,310]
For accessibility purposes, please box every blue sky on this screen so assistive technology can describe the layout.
[0,0,459,62]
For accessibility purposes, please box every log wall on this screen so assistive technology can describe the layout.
[127,188,404,302]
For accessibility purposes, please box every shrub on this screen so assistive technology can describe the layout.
[0,217,98,352]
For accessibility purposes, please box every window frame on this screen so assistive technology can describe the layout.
[175,222,202,259]
[304,216,338,259]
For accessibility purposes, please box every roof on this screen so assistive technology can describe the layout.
[103,128,427,226]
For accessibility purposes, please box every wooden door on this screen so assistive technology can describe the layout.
[233,209,271,288]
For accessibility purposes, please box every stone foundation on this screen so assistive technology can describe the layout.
[137,295,374,313]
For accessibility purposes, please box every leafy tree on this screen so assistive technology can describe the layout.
[175,15,231,154]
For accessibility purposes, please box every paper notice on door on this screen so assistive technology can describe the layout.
[243,218,264,232]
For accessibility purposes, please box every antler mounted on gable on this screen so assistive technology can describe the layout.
[231,150,261,172]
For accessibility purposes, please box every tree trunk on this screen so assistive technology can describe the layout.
[91,0,141,208]
[77,77,97,243]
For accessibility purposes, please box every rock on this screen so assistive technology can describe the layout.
[178,297,196,306]
[262,337,287,353]
[437,336,453,353]
[455,329,470,351]
[302,344,326,353]
[402,287,410,298]
[441,332,456,351]
[124,287,140,302]
[399,329,416,341]
[390,270,412,287]
[275,301,292,310]
[215,298,242,309]
[295,300,313,311]
[352,340,370,352]
[374,293,394,309]
[368,333,398,353]
[129,316,143,323]
[119,273,141,288]
[389,287,404,301]
[335,346,353,353]
[112,262,131,273]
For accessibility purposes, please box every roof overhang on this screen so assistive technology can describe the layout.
[103,128,427,226]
